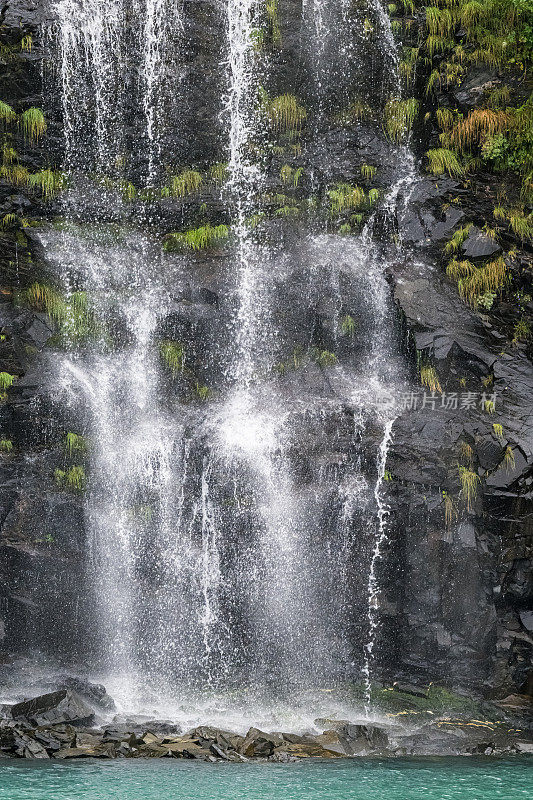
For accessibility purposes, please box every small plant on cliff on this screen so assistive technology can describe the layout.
[195,382,211,401]
[0,439,13,453]
[313,349,337,367]
[459,441,474,465]
[0,101,16,126]
[444,224,472,255]
[492,422,504,443]
[55,465,86,492]
[383,98,419,142]
[513,317,531,342]
[263,92,307,132]
[0,372,15,391]
[360,164,377,180]
[209,162,228,186]
[458,466,480,512]
[168,169,203,198]
[159,340,185,377]
[164,224,230,252]
[328,183,366,214]
[508,210,533,242]
[341,314,356,336]
[426,148,464,177]
[20,34,33,52]
[482,398,495,413]
[28,169,66,201]
[500,445,516,473]
[442,490,457,529]
[420,364,442,393]
[20,107,47,142]
[64,432,87,458]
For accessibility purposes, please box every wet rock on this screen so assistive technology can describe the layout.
[239,727,284,758]
[10,690,94,727]
[515,741,533,754]
[453,68,500,111]
[393,682,429,698]
[461,226,501,259]
[54,677,116,711]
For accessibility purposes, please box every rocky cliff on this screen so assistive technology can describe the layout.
[0,0,531,719]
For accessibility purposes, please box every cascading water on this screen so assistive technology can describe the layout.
[25,0,416,727]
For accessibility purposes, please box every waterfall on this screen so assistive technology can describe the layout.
[32,0,413,725]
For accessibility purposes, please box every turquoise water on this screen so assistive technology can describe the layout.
[0,758,532,800]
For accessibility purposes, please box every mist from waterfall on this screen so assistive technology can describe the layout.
[31,0,414,727]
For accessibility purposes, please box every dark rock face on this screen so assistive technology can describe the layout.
[11,690,94,726]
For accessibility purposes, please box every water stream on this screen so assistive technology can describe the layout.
[31,0,415,724]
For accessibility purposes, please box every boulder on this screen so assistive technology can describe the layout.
[54,676,115,711]
[10,690,94,727]
[239,727,284,758]
[461,226,501,259]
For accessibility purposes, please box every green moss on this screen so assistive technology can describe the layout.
[0,439,13,452]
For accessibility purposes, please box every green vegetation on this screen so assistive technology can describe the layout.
[195,382,211,401]
[341,314,356,336]
[166,169,203,198]
[28,169,66,201]
[501,445,516,473]
[513,316,531,341]
[209,162,228,186]
[383,98,419,142]
[164,224,230,252]
[0,439,13,453]
[442,490,457,528]
[493,422,504,442]
[0,372,15,391]
[20,107,46,142]
[444,224,473,255]
[280,164,303,187]
[427,148,464,177]
[313,349,337,367]
[159,340,185,377]
[0,101,16,125]
[266,0,282,46]
[458,465,481,512]
[262,91,307,132]
[420,364,442,393]
[360,164,377,180]
[459,441,474,465]
[448,255,509,307]
[64,432,87,457]
[328,183,366,214]
[54,465,86,492]
[23,283,101,343]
